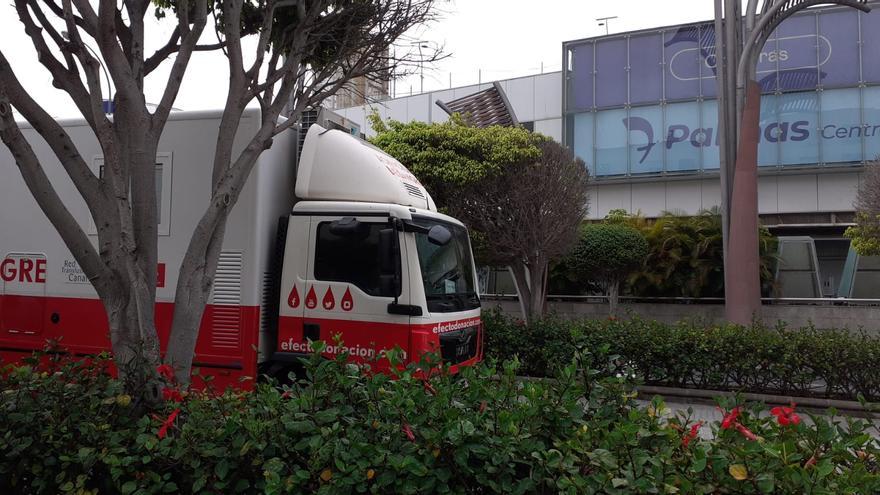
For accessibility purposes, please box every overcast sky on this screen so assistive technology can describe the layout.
[0,0,727,117]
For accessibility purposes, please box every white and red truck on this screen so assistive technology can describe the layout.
[0,109,482,388]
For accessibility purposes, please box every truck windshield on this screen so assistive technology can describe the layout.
[412,217,480,313]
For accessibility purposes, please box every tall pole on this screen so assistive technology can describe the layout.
[714,0,871,325]
[411,41,428,94]
[418,43,424,93]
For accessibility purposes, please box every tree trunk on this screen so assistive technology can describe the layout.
[166,217,229,385]
[608,278,620,317]
[509,264,532,324]
[96,262,162,405]
[508,257,549,324]
[527,259,547,322]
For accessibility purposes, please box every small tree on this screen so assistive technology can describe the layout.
[371,117,589,322]
[846,161,880,255]
[567,222,648,316]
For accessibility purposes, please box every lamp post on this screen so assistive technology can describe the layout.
[713,0,871,324]
[61,31,113,113]
[596,16,618,36]
[411,41,430,94]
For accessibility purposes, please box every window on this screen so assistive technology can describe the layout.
[413,217,479,313]
[90,153,173,236]
[314,221,396,297]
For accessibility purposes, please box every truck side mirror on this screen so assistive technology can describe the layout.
[427,225,452,246]
[329,217,367,239]
[378,227,402,298]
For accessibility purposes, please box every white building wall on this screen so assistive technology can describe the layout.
[589,172,859,220]
[534,118,562,142]
[332,73,562,139]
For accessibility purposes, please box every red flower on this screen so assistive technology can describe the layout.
[479,401,487,413]
[162,387,184,403]
[156,364,174,382]
[720,407,740,430]
[281,390,292,399]
[735,422,758,441]
[770,404,801,426]
[402,422,415,442]
[682,421,703,448]
[157,408,180,439]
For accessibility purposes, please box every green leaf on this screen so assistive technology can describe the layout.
[756,473,775,493]
[215,459,230,480]
[192,476,206,492]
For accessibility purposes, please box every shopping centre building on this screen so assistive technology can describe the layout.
[330,2,880,299]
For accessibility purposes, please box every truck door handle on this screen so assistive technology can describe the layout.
[304,323,320,342]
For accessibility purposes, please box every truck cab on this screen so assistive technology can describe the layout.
[272,125,482,372]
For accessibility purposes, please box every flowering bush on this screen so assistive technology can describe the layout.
[484,309,880,401]
[1,345,879,493]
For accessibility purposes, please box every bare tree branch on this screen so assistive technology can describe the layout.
[13,0,109,134]
[0,51,108,220]
[61,0,112,125]
[42,0,96,37]
[94,0,140,103]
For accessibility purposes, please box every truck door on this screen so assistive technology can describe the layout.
[303,215,412,366]
[1,253,47,338]
[277,216,310,355]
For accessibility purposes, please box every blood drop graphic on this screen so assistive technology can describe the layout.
[287,285,300,308]
[341,287,354,311]
[305,286,317,309]
[322,287,335,310]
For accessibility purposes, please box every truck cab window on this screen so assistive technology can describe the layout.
[413,218,480,313]
[314,221,394,297]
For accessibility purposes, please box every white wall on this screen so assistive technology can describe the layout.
[332,73,562,139]
[589,171,860,219]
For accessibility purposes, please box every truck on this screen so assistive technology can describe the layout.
[0,109,483,388]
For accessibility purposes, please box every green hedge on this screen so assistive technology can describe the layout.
[484,309,880,401]
[3,347,880,494]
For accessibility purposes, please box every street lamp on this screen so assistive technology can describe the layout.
[411,41,430,94]
[713,0,871,324]
[61,31,113,114]
[596,16,618,36]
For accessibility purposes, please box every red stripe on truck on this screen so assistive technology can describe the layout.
[0,294,259,390]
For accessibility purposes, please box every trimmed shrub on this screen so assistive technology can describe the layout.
[484,310,880,401]
[567,223,648,315]
[2,346,880,493]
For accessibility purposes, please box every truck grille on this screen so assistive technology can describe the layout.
[439,325,478,365]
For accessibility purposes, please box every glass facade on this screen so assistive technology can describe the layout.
[564,7,880,177]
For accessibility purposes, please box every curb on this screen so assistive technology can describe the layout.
[506,375,880,418]
[637,385,880,418]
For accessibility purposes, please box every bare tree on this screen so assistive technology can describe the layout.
[0,0,438,398]
[450,140,590,323]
